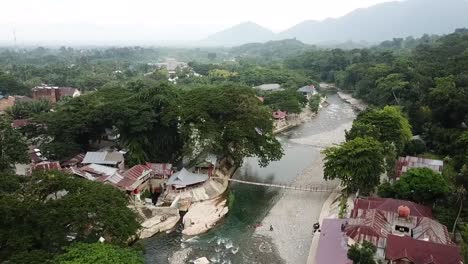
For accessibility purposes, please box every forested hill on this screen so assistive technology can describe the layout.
[288,28,468,164]
[230,39,313,61]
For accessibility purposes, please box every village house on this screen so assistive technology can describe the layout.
[151,58,188,75]
[166,168,209,190]
[315,197,463,264]
[254,83,283,92]
[32,84,81,103]
[82,151,125,170]
[116,163,172,193]
[395,156,444,179]
[68,160,172,194]
[297,85,317,100]
[32,161,62,172]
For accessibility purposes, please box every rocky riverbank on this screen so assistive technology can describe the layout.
[134,205,181,239]
[182,197,229,236]
[337,92,366,112]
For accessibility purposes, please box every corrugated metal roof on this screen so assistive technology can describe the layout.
[352,197,433,219]
[413,217,452,245]
[255,83,282,91]
[33,161,61,171]
[386,235,462,264]
[81,164,118,177]
[346,209,391,247]
[82,151,124,165]
[167,168,208,188]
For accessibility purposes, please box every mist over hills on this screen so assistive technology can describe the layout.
[1,0,468,47]
[200,22,276,47]
[203,0,468,46]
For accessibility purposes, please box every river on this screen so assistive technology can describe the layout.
[142,94,356,264]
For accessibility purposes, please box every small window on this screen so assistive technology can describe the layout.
[395,225,410,233]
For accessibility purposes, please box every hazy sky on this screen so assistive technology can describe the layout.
[0,0,398,44]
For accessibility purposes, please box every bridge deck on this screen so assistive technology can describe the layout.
[211,177,338,193]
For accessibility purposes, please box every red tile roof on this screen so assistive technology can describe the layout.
[352,197,433,219]
[385,234,462,264]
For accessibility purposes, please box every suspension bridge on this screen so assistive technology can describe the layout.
[211,177,339,193]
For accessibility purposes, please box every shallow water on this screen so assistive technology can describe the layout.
[142,95,356,264]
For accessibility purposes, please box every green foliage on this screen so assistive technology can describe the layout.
[6,99,52,119]
[54,243,143,264]
[347,241,377,264]
[377,181,396,198]
[0,117,28,174]
[380,168,450,205]
[427,76,468,128]
[0,71,28,95]
[177,85,283,167]
[403,139,427,156]
[0,171,140,262]
[461,224,468,263]
[263,90,306,114]
[338,195,348,218]
[309,94,321,113]
[322,137,385,195]
[346,106,412,153]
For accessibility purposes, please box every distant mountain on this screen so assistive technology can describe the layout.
[201,22,276,46]
[279,0,468,44]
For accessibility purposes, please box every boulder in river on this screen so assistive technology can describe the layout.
[194,257,210,264]
[182,197,228,236]
[135,205,180,239]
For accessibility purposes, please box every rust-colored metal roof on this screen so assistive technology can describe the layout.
[352,197,433,219]
[33,161,61,171]
[346,209,391,247]
[385,234,462,264]
[117,163,172,190]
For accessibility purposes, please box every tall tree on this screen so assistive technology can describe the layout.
[177,85,283,167]
[322,137,385,195]
[347,241,377,264]
[379,167,450,205]
[346,106,412,154]
[0,117,28,174]
[54,243,143,264]
[0,171,140,262]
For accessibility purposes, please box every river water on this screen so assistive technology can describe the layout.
[142,94,356,264]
